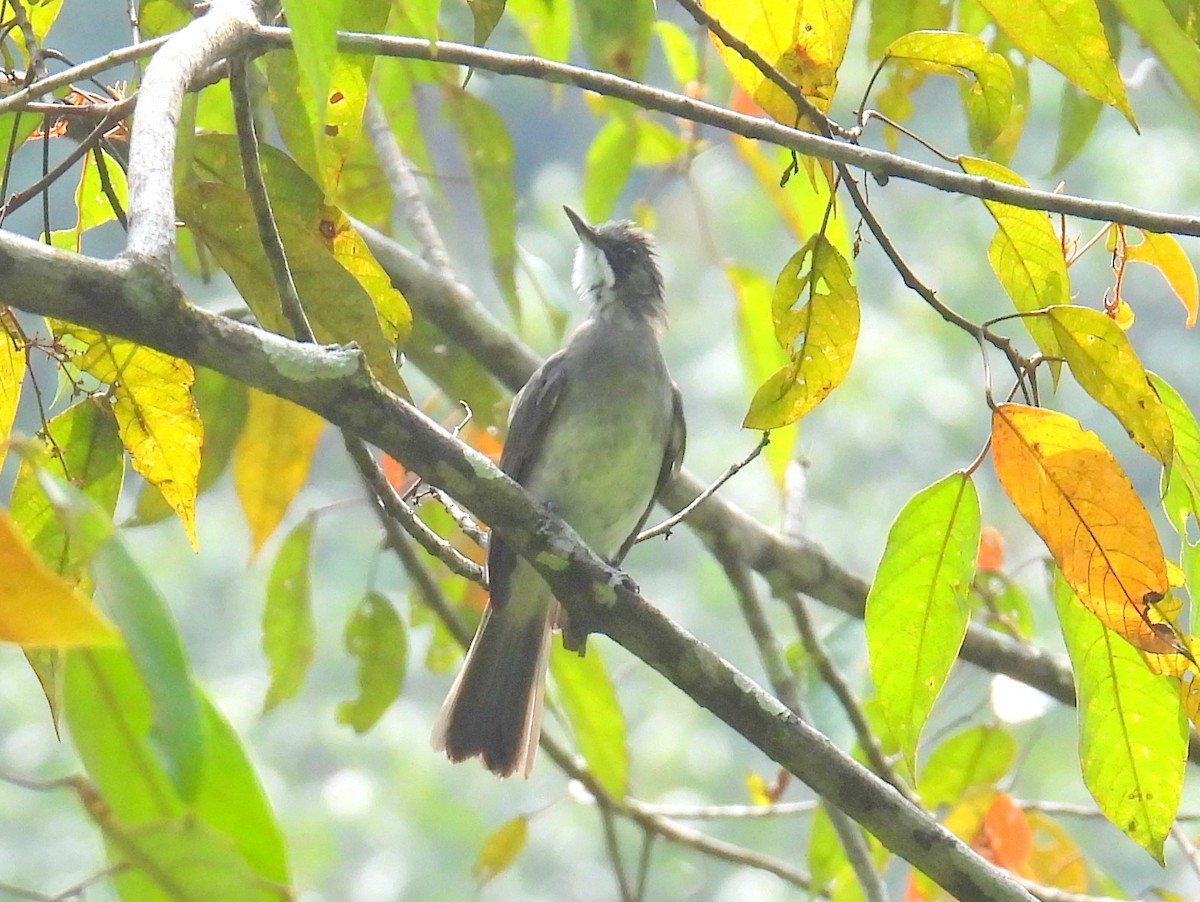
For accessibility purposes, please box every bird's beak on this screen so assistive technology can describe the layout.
[563,206,599,245]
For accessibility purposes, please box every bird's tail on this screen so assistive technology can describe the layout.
[431,595,556,778]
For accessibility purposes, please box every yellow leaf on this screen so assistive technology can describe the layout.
[745,771,772,806]
[960,157,1067,370]
[743,234,859,429]
[324,208,412,346]
[1024,813,1087,892]
[1044,305,1173,465]
[882,31,1013,150]
[234,389,326,557]
[473,815,528,884]
[1125,230,1198,328]
[0,508,118,647]
[703,0,852,124]
[975,0,1135,127]
[991,404,1175,655]
[61,327,202,550]
[0,323,24,470]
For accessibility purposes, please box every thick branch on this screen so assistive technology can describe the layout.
[0,231,1034,902]
[124,0,257,265]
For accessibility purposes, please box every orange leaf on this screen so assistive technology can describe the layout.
[977,525,1005,572]
[976,793,1032,875]
[991,404,1175,655]
[0,508,118,648]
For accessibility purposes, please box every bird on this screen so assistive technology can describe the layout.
[431,206,686,778]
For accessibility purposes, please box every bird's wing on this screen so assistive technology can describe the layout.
[613,381,686,565]
[486,351,570,611]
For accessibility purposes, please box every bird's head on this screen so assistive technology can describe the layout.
[564,206,666,329]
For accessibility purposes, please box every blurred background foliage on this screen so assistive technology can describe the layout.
[3,0,1200,899]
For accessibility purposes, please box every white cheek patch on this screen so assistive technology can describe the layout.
[572,243,615,304]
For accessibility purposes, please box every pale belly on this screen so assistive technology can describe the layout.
[526,377,671,559]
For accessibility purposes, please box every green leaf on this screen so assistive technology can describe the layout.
[12,0,64,50]
[807,803,849,898]
[1152,374,1200,535]
[49,148,129,252]
[550,642,628,799]
[575,0,654,80]
[469,0,506,46]
[262,517,316,713]
[444,88,519,314]
[10,400,124,726]
[281,0,341,147]
[1045,305,1173,465]
[882,31,1013,150]
[1052,82,1103,172]
[1107,0,1200,116]
[138,0,193,39]
[105,819,282,902]
[92,534,207,802]
[959,156,1068,370]
[865,473,980,777]
[370,57,434,179]
[337,591,407,732]
[1052,568,1185,863]
[583,117,637,223]
[181,135,409,394]
[406,316,509,430]
[473,815,528,884]
[508,0,571,63]
[975,0,1135,127]
[918,725,1016,808]
[867,0,952,58]
[653,20,699,85]
[65,650,290,890]
[743,234,859,430]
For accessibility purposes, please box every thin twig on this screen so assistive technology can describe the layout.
[719,559,885,901]
[0,111,115,224]
[627,799,817,819]
[243,27,1200,238]
[1012,880,1129,902]
[8,0,47,84]
[0,34,169,117]
[784,591,911,801]
[344,436,485,586]
[838,168,1032,386]
[363,94,453,277]
[92,144,127,229]
[1171,824,1200,883]
[599,805,635,902]
[412,484,488,548]
[229,57,313,342]
[638,432,769,542]
[1017,800,1200,821]
[673,0,849,139]
[725,557,802,711]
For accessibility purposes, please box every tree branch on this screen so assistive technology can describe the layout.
[248,28,1200,237]
[124,0,257,265]
[0,229,1035,901]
